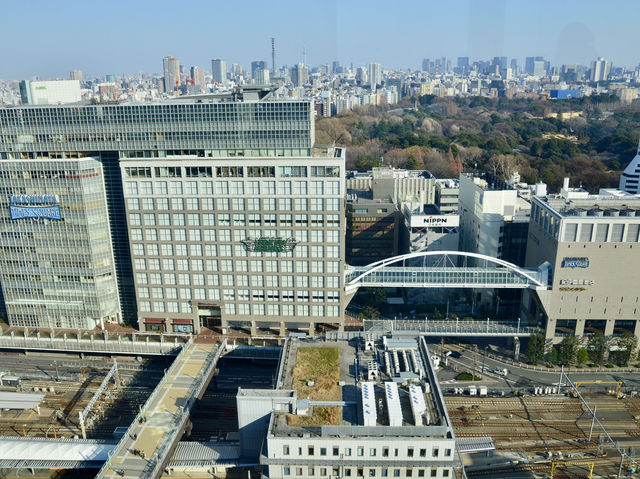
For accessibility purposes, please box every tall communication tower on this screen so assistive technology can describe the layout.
[271,37,276,76]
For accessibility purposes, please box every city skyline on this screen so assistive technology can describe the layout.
[1,0,639,79]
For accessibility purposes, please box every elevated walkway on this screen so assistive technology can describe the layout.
[0,329,186,355]
[344,251,550,294]
[95,339,226,479]
[327,320,538,340]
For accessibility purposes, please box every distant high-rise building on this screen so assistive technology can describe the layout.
[190,66,206,91]
[251,60,267,78]
[421,58,430,72]
[70,70,83,81]
[620,139,640,194]
[291,63,309,87]
[254,68,270,85]
[368,62,382,90]
[590,57,611,82]
[332,61,341,74]
[457,57,469,71]
[533,60,546,78]
[271,37,276,75]
[355,66,368,85]
[510,58,518,74]
[492,56,507,70]
[232,63,244,76]
[163,56,180,92]
[211,59,227,84]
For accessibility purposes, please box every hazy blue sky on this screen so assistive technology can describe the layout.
[1,0,637,79]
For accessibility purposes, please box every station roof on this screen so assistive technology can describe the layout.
[0,392,44,410]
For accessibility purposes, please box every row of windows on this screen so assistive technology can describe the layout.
[282,445,452,459]
[129,228,340,244]
[131,244,340,262]
[126,197,341,213]
[124,179,339,196]
[129,213,340,227]
[138,287,340,302]
[135,271,341,289]
[140,301,340,317]
[0,101,311,126]
[125,166,340,179]
[281,466,451,478]
[131,242,340,258]
[133,255,338,273]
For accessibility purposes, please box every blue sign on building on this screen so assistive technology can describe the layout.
[562,257,589,268]
[8,194,61,220]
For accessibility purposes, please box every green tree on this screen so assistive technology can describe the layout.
[525,333,545,365]
[558,336,579,365]
[546,347,558,364]
[588,332,606,365]
[405,155,420,170]
[374,288,387,307]
[363,305,379,320]
[577,348,589,364]
[612,333,638,366]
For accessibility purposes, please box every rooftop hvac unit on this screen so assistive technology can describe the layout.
[384,382,403,426]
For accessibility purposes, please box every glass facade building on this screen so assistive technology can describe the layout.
[0,159,120,329]
[0,88,346,332]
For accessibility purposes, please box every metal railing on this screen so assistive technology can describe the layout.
[0,333,184,355]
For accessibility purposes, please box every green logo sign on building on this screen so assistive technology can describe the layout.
[241,237,297,253]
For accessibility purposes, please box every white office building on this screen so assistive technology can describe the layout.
[19,80,81,105]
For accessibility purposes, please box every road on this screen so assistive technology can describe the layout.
[430,342,640,394]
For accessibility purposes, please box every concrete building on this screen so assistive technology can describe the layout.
[69,70,83,82]
[369,62,382,90]
[458,173,533,315]
[19,80,81,105]
[211,59,227,84]
[458,173,531,266]
[590,57,611,83]
[0,159,120,329]
[619,140,640,194]
[254,68,270,85]
[122,145,345,334]
[189,66,206,92]
[237,336,458,478]
[434,179,459,214]
[163,56,180,93]
[291,64,309,87]
[346,168,435,207]
[346,197,401,265]
[401,204,459,253]
[524,179,640,343]
[251,61,267,78]
[0,88,346,334]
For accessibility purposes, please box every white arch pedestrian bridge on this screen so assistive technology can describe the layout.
[344,251,550,293]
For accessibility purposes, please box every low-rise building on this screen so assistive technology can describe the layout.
[524,179,640,342]
[237,336,458,479]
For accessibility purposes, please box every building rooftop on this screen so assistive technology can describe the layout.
[5,87,304,109]
[270,336,453,439]
[536,179,640,217]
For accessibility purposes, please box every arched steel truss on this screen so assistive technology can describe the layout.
[344,250,547,293]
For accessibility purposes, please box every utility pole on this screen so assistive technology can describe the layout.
[589,405,598,442]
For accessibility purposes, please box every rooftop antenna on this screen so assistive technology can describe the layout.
[271,37,276,75]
